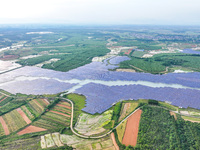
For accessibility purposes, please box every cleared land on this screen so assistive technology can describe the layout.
[122,109,142,147]
[17,125,47,135]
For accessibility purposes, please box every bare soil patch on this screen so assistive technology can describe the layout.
[170,111,177,120]
[111,132,119,150]
[116,69,136,72]
[122,109,142,147]
[0,116,9,135]
[16,108,31,124]
[49,110,70,117]
[17,125,47,135]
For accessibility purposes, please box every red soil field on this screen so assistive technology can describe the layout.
[124,49,133,55]
[0,116,9,135]
[49,110,70,117]
[16,108,31,124]
[17,125,47,135]
[0,97,7,103]
[122,109,142,147]
[111,132,119,150]
[56,104,71,109]
[42,98,49,105]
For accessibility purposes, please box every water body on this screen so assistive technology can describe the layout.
[0,56,200,113]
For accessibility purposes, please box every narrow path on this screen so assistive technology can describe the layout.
[61,97,200,140]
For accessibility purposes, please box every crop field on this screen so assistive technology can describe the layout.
[122,109,142,147]
[27,99,48,116]
[75,110,113,136]
[118,102,138,122]
[20,105,35,120]
[32,101,71,131]
[0,95,13,107]
[2,109,27,133]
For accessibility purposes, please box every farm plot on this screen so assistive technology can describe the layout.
[32,101,71,131]
[75,110,113,136]
[118,102,138,122]
[27,99,49,116]
[122,109,142,147]
[0,96,13,106]
[2,109,27,133]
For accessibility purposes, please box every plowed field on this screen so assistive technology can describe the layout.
[122,109,142,147]
[17,125,47,135]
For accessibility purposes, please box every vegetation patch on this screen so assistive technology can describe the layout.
[75,110,113,136]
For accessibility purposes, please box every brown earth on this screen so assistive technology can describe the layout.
[56,104,71,109]
[111,132,119,150]
[170,111,177,120]
[0,96,7,103]
[0,116,9,135]
[49,110,70,117]
[17,125,47,135]
[122,109,142,147]
[16,108,31,124]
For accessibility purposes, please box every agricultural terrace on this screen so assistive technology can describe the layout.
[75,110,113,136]
[0,98,51,136]
[41,132,116,149]
[32,101,71,131]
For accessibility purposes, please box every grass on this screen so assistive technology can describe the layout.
[116,119,127,143]
[66,93,86,126]
[181,116,200,122]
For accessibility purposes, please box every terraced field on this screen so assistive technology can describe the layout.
[2,109,27,133]
[32,101,71,131]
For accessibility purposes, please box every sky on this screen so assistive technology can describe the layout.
[0,0,200,25]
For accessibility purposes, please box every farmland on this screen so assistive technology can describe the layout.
[32,100,71,131]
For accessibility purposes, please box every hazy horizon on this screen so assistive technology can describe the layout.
[0,0,200,25]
